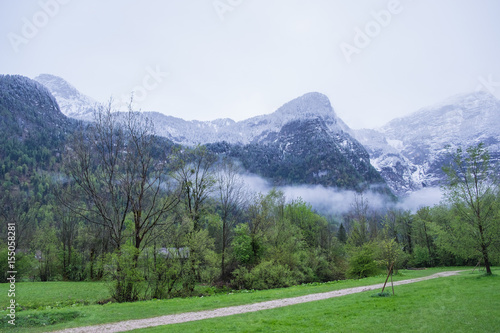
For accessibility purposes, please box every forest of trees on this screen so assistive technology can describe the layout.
[0,105,499,303]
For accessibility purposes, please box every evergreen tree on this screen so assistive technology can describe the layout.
[337,223,347,243]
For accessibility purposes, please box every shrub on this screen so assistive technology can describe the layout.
[105,246,144,302]
[231,260,297,290]
[408,245,432,268]
[347,245,380,279]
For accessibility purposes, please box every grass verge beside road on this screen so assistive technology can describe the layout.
[1,267,495,332]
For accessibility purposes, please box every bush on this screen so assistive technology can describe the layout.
[408,245,432,268]
[105,246,144,302]
[347,245,380,279]
[231,260,297,290]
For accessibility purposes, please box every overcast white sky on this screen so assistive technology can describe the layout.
[1,0,500,129]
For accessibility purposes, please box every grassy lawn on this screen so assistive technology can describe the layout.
[135,268,500,333]
[0,281,110,310]
[0,267,493,332]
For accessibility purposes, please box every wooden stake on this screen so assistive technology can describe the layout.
[381,261,395,293]
[390,268,394,295]
[472,260,481,273]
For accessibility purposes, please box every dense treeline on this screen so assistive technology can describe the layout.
[0,105,499,303]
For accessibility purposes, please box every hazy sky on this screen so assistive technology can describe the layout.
[2,0,500,129]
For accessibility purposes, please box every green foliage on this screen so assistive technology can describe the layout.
[231,260,297,290]
[231,224,257,266]
[347,244,380,279]
[337,223,347,243]
[439,143,500,274]
[185,227,219,287]
[285,199,329,249]
[408,245,433,268]
[376,236,406,270]
[0,247,32,283]
[105,246,144,302]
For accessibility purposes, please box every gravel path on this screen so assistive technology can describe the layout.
[52,270,463,333]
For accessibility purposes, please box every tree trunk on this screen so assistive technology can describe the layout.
[221,216,227,281]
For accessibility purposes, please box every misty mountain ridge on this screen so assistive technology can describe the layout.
[34,74,351,146]
[3,74,388,197]
[29,74,500,197]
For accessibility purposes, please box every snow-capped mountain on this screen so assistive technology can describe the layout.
[205,107,387,192]
[35,73,500,197]
[150,92,386,191]
[34,74,96,121]
[355,91,500,196]
[36,75,352,146]
[145,92,352,146]
[33,75,385,192]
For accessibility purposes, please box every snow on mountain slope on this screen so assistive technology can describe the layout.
[38,73,500,197]
[30,75,352,147]
[355,91,500,196]
[34,74,96,121]
[145,92,351,146]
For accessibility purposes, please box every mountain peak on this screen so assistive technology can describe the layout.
[34,74,96,120]
[275,92,335,119]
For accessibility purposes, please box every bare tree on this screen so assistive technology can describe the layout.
[63,101,180,253]
[173,145,217,231]
[216,158,245,281]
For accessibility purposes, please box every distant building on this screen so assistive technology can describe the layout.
[158,247,190,259]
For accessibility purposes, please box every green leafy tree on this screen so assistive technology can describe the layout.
[440,143,500,275]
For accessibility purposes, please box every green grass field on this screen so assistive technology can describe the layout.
[1,267,498,332]
[135,270,499,333]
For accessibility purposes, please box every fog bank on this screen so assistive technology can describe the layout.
[240,174,444,215]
